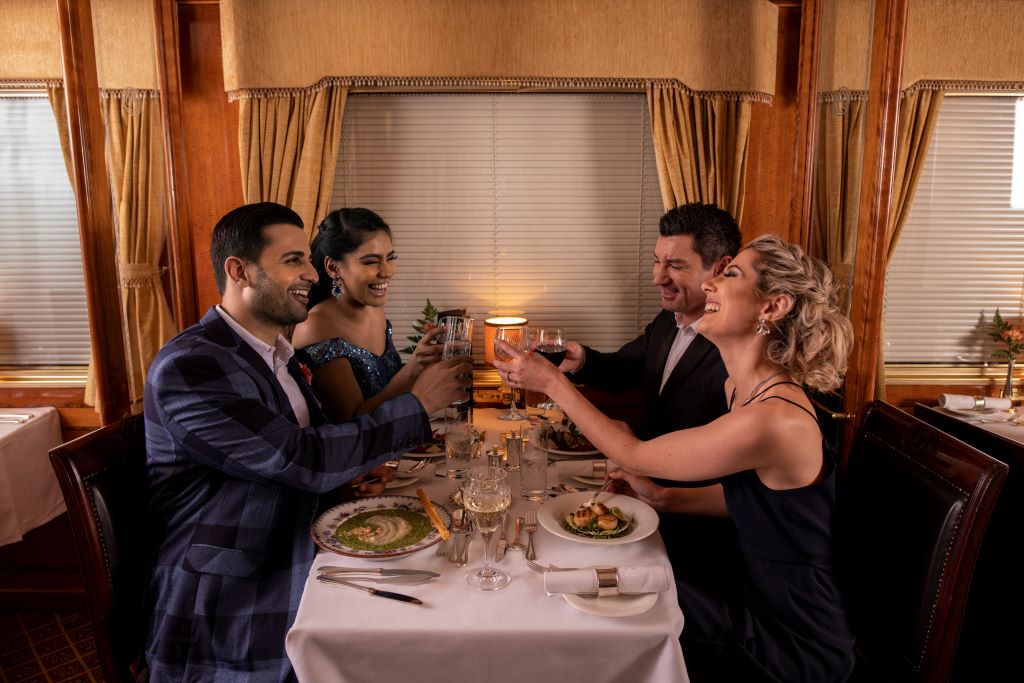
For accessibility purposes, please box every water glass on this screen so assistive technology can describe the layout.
[502,430,523,471]
[519,428,548,501]
[445,408,475,479]
[443,336,473,405]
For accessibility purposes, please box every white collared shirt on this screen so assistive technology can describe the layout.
[659,315,702,394]
[215,305,311,428]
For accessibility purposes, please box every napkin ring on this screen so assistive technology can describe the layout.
[974,396,986,410]
[596,567,618,597]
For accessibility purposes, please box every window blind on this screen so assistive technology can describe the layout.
[0,96,90,366]
[332,93,663,361]
[885,95,1024,364]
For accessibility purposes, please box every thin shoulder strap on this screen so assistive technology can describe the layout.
[760,395,819,423]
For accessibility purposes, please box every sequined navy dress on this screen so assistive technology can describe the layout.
[296,320,403,399]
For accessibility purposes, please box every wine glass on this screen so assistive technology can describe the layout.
[462,466,512,590]
[493,326,530,421]
[532,327,567,411]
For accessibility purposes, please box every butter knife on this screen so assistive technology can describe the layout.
[316,575,422,604]
[317,567,440,578]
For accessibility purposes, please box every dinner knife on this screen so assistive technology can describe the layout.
[317,567,440,578]
[316,575,422,604]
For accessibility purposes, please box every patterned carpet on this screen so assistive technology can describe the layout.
[0,612,103,683]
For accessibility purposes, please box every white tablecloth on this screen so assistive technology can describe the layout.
[0,407,65,546]
[286,409,688,683]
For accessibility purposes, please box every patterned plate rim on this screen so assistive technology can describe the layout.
[311,494,452,559]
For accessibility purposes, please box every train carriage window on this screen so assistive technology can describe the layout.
[333,93,663,362]
[0,94,91,367]
[885,94,1024,366]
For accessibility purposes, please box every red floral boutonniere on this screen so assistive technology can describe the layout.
[298,362,313,385]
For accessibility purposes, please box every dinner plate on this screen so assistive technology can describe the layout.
[547,446,601,457]
[537,492,659,546]
[311,495,451,560]
[571,475,606,487]
[564,590,658,618]
[944,408,1014,420]
[384,474,420,489]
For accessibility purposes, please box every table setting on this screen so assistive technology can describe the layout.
[935,393,1024,444]
[285,407,688,683]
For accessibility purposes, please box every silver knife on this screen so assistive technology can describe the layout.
[337,575,436,585]
[316,575,423,604]
[317,567,440,578]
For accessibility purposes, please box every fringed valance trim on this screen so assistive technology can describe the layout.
[99,88,159,99]
[0,78,62,90]
[228,76,773,105]
[904,79,1024,94]
[817,88,869,103]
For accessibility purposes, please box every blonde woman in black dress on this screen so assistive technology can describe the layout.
[496,235,855,683]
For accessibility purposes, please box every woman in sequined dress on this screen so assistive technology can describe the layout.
[292,208,443,422]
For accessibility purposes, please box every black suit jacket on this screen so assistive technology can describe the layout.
[569,310,729,439]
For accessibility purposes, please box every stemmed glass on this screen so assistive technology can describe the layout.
[462,466,512,590]
[494,326,530,421]
[532,327,567,411]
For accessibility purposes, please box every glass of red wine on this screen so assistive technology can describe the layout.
[533,327,566,411]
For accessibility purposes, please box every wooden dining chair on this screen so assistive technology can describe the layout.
[911,403,1024,682]
[49,414,149,683]
[836,401,1007,683]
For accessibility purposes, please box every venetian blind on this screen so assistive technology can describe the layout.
[0,96,90,366]
[332,93,663,360]
[885,94,1024,364]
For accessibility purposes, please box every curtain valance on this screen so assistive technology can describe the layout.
[221,0,778,101]
[0,0,156,89]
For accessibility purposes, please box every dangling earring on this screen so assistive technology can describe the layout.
[754,318,770,336]
[331,276,345,299]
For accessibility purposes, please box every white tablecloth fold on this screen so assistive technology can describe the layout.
[544,565,671,595]
[938,394,1011,411]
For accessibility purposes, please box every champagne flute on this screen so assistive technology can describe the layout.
[532,327,567,411]
[493,326,530,421]
[462,466,512,590]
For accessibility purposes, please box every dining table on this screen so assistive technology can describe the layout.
[285,408,689,683]
[0,406,65,546]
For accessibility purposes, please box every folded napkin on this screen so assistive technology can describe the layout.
[938,394,1012,411]
[544,566,670,596]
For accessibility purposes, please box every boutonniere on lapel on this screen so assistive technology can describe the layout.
[298,362,314,386]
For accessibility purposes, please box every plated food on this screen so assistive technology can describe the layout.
[405,430,446,456]
[563,500,632,539]
[537,492,658,547]
[312,495,452,559]
[544,423,599,455]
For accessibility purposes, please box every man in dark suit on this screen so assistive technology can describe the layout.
[142,203,468,682]
[561,202,742,438]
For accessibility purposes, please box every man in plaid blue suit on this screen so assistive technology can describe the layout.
[142,203,469,681]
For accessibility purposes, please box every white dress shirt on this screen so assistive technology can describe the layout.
[216,305,311,428]
[659,315,702,394]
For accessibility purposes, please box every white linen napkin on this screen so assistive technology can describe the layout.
[938,394,1012,411]
[543,566,670,596]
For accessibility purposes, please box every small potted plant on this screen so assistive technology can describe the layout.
[988,309,1024,398]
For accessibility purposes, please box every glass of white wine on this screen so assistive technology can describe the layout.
[494,326,530,421]
[462,466,512,590]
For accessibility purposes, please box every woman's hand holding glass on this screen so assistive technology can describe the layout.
[407,325,446,377]
[493,337,564,398]
[493,327,530,421]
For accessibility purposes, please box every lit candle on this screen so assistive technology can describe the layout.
[484,314,528,364]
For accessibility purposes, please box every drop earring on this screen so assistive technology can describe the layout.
[331,276,345,299]
[754,318,770,336]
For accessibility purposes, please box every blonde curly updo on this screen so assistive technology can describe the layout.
[746,235,853,392]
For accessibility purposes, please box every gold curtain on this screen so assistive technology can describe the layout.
[874,88,945,399]
[646,83,751,220]
[238,84,348,237]
[103,92,176,409]
[810,97,867,313]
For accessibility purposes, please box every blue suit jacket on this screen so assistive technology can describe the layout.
[142,308,430,682]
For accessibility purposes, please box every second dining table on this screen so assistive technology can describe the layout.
[285,408,689,683]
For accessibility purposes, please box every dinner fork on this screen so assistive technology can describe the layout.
[524,510,538,561]
[526,560,574,574]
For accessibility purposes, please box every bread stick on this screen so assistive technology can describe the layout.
[416,488,450,540]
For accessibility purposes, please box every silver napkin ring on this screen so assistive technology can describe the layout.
[974,396,986,409]
[596,567,618,597]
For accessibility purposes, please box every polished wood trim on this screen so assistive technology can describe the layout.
[154,0,199,330]
[840,0,909,464]
[790,0,822,249]
[55,0,130,425]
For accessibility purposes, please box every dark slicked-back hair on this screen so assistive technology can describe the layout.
[210,202,304,294]
[659,203,742,269]
[307,208,392,308]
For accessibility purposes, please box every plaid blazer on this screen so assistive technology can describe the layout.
[142,308,429,682]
